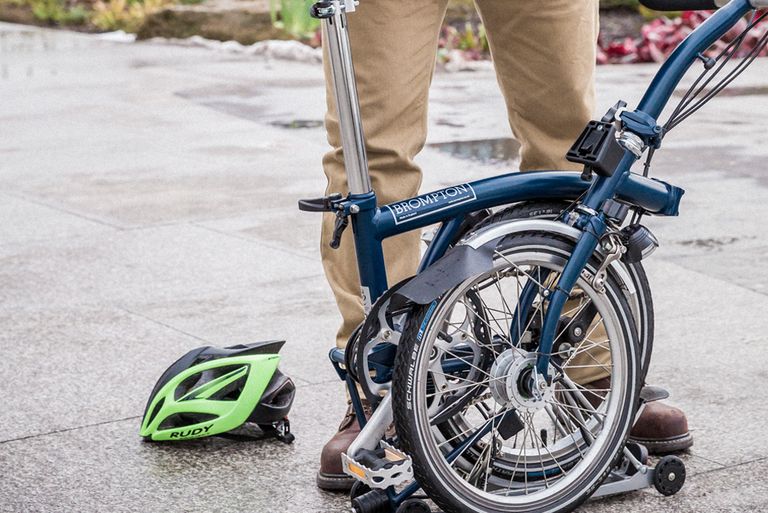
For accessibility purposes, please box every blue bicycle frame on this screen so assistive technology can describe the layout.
[314,0,757,384]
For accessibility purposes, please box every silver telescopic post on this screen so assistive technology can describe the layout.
[321,0,372,195]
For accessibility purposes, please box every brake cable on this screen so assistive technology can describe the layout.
[665,9,768,132]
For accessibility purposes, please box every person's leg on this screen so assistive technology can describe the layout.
[476,0,691,454]
[318,0,450,491]
[475,0,608,384]
[321,0,449,350]
[475,0,598,173]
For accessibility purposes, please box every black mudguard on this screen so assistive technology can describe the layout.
[394,238,502,306]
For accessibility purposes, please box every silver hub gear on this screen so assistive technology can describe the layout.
[489,349,553,412]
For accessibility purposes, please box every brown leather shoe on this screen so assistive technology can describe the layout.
[629,400,693,455]
[580,377,692,455]
[316,401,371,492]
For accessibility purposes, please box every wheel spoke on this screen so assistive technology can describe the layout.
[425,374,504,399]
[534,422,572,478]
[434,344,494,380]
[493,252,549,290]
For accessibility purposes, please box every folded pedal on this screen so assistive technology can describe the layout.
[342,441,414,489]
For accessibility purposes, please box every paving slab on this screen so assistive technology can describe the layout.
[118,273,344,386]
[0,192,112,244]
[643,259,768,466]
[0,382,350,513]
[589,457,768,513]
[0,223,321,308]
[0,304,204,441]
[195,204,323,260]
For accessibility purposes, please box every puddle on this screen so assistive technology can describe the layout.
[197,101,265,123]
[177,84,261,100]
[429,137,521,164]
[677,236,742,249]
[674,85,768,98]
[175,85,266,122]
[717,85,768,97]
[270,119,323,129]
[435,119,466,128]
[197,144,273,156]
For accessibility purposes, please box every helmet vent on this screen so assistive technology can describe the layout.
[159,413,218,430]
[146,397,165,427]
[248,373,296,425]
[175,365,249,402]
[270,380,295,408]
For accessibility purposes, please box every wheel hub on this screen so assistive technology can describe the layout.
[489,349,553,411]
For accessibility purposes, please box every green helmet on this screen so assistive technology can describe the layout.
[140,341,295,443]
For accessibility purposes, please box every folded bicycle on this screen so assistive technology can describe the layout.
[298,0,768,511]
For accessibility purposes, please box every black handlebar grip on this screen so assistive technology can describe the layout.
[638,0,720,11]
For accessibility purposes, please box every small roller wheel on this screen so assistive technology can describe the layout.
[654,455,686,496]
[396,498,431,513]
[351,489,391,513]
[350,481,371,500]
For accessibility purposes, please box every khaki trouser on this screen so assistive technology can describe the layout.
[321,0,609,383]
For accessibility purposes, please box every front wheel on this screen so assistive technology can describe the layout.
[393,233,642,513]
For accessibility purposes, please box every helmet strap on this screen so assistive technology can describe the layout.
[217,418,295,445]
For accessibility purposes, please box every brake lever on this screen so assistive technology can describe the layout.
[330,212,350,249]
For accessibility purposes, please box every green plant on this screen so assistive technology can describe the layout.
[28,0,89,24]
[600,0,640,8]
[30,0,61,21]
[438,21,489,62]
[457,21,487,52]
[269,0,319,38]
[63,4,87,23]
[91,0,171,31]
[638,5,681,19]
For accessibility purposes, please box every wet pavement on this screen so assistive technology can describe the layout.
[428,137,521,165]
[2,22,768,513]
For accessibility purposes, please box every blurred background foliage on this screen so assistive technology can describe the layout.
[269,0,318,38]
[0,0,663,39]
[0,0,173,29]
[91,0,174,31]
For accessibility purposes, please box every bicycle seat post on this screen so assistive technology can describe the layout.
[313,0,372,196]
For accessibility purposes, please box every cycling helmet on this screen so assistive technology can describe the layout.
[140,341,295,443]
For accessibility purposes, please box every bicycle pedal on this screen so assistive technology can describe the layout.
[640,385,669,404]
[341,441,414,489]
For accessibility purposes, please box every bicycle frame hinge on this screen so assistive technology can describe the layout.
[310,0,358,18]
[618,132,645,158]
[309,1,336,18]
[616,108,664,150]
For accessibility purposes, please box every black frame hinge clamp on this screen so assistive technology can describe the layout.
[310,1,336,19]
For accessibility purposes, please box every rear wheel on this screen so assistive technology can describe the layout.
[394,233,642,513]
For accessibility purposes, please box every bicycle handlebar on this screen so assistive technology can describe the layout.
[638,0,721,10]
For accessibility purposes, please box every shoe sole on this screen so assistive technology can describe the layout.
[316,471,354,492]
[629,432,693,455]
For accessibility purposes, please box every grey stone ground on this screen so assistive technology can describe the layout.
[1,22,767,513]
